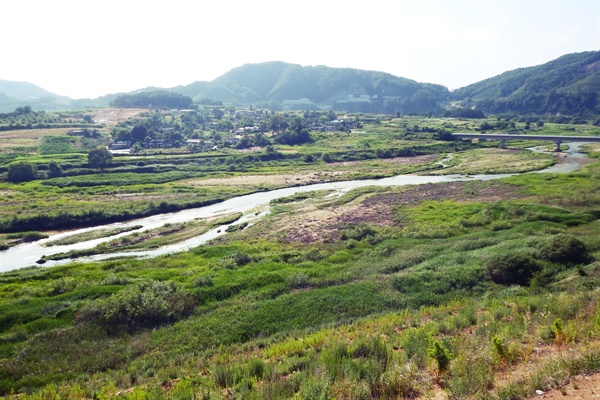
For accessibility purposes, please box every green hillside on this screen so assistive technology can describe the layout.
[172,62,450,113]
[3,51,599,116]
[0,80,73,112]
[452,51,600,116]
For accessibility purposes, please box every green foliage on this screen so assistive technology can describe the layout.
[273,116,312,145]
[532,234,590,265]
[287,272,309,289]
[110,90,193,109]
[428,340,452,374]
[443,107,486,118]
[47,160,62,177]
[298,376,330,400]
[87,147,113,170]
[492,336,508,361]
[447,351,494,398]
[77,280,196,332]
[39,135,76,154]
[485,252,542,286]
[177,61,449,112]
[453,51,600,116]
[339,222,378,242]
[552,318,565,344]
[7,161,37,182]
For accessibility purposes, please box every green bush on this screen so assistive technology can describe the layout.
[233,251,251,266]
[339,222,377,241]
[428,340,452,374]
[7,161,37,182]
[485,252,542,286]
[298,376,330,400]
[532,234,590,265]
[287,272,309,289]
[77,280,196,333]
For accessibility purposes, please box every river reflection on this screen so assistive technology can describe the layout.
[0,143,592,272]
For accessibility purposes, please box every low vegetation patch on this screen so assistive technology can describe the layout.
[43,225,143,246]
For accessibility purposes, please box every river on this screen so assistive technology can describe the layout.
[0,143,592,272]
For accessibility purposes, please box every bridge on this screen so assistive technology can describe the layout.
[451,133,600,151]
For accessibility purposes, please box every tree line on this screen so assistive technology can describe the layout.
[110,90,193,109]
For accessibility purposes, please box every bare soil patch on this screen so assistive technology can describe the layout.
[362,180,525,207]
[188,173,327,188]
[92,108,145,126]
[268,181,524,244]
[188,154,439,188]
[533,372,600,398]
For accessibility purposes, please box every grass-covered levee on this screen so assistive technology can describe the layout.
[1,145,600,399]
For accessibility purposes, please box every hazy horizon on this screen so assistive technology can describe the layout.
[2,0,598,99]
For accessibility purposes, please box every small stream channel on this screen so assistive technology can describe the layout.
[0,143,593,272]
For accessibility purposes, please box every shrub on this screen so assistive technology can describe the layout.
[485,252,542,286]
[532,234,590,265]
[247,358,265,379]
[298,376,330,400]
[193,274,214,287]
[447,352,494,398]
[428,340,452,374]
[321,153,333,163]
[233,251,251,266]
[339,223,377,242]
[287,272,309,289]
[77,280,196,332]
[351,336,389,369]
[7,161,37,182]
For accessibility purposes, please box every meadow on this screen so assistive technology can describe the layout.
[0,111,599,399]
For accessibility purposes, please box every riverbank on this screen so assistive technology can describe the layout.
[0,142,592,272]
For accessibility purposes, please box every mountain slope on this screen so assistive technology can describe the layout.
[172,61,450,113]
[3,51,598,115]
[452,51,600,115]
[0,80,73,112]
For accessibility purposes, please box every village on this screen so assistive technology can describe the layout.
[107,108,362,154]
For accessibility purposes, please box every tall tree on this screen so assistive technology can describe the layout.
[88,148,113,170]
[7,162,37,183]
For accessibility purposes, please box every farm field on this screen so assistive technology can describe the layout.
[0,108,599,399]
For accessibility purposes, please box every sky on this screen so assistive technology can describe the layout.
[1,0,599,99]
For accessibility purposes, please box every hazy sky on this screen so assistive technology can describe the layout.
[2,0,599,99]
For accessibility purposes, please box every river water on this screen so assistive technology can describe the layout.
[0,143,592,272]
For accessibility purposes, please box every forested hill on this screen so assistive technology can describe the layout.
[451,51,600,116]
[171,61,450,113]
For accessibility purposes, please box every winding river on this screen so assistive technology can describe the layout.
[0,143,592,272]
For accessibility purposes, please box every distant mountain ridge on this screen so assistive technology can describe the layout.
[169,61,449,113]
[0,80,73,112]
[2,51,599,115]
[451,51,600,116]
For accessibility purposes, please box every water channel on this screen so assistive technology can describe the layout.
[0,143,592,272]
